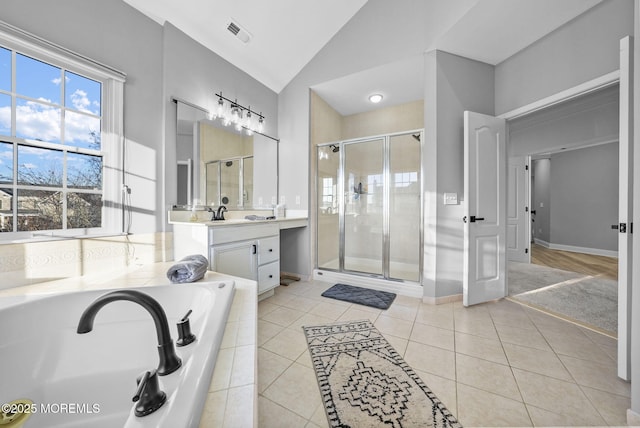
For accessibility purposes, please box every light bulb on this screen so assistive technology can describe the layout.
[257,116,264,133]
[368,94,383,103]
[231,105,240,123]
[215,98,224,118]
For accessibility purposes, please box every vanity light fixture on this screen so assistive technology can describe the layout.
[368,93,383,104]
[212,92,266,136]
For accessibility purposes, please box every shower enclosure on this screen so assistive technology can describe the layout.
[316,130,422,283]
[205,156,253,207]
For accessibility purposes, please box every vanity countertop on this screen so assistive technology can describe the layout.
[168,209,307,230]
[0,263,258,428]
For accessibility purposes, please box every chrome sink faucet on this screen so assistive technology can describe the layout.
[76,289,182,375]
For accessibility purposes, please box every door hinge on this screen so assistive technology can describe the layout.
[525,165,529,171]
[525,248,529,254]
[620,223,627,233]
[525,206,529,212]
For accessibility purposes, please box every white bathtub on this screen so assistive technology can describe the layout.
[0,281,235,428]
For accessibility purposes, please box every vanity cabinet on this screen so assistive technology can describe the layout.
[172,221,280,295]
[209,232,280,294]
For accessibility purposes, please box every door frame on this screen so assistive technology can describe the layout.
[498,38,631,381]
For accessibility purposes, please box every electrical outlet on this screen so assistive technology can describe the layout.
[280,196,286,204]
[295,195,300,205]
[258,197,263,206]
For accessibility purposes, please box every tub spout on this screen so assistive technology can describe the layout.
[77,289,182,375]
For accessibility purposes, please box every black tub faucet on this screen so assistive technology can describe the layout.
[77,289,182,375]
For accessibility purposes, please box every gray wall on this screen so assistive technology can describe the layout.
[2,0,164,234]
[279,0,633,283]
[278,0,449,278]
[1,0,278,235]
[495,0,633,115]
[550,143,619,252]
[532,144,619,253]
[162,22,278,228]
[423,50,495,298]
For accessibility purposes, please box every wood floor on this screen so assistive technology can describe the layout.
[531,243,618,280]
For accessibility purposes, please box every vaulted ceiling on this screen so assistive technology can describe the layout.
[123,0,603,114]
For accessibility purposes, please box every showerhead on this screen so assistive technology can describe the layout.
[330,144,339,153]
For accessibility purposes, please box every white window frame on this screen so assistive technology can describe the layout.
[0,20,125,241]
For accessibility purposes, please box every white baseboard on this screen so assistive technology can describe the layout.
[628,409,640,426]
[422,294,462,305]
[533,238,618,258]
[313,269,423,298]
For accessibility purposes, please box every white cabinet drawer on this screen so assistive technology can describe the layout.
[258,261,280,293]
[258,236,280,265]
[209,223,279,245]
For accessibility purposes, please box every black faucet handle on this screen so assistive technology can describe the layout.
[176,309,196,347]
[133,370,167,417]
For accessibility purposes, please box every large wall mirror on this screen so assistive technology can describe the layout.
[175,99,278,209]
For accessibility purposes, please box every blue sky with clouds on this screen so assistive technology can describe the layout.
[0,48,101,186]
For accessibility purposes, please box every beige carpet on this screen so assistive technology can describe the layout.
[303,320,461,428]
[508,262,617,335]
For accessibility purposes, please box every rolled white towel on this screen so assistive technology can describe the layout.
[166,254,209,283]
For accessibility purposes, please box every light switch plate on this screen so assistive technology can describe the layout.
[444,193,458,205]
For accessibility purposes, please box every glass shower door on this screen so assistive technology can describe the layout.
[317,145,340,270]
[343,139,384,275]
[388,133,421,281]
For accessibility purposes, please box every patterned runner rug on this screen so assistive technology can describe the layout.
[303,320,461,428]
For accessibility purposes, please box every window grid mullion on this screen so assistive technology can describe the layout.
[1,37,110,237]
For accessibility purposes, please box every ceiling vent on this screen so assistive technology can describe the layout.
[227,19,252,44]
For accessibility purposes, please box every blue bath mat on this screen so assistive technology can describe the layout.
[321,283,396,310]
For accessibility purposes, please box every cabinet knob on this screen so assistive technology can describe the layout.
[268,274,273,278]
[268,248,273,252]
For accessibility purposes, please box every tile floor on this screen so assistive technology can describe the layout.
[257,279,630,427]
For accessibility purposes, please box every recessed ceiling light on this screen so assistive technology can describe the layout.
[368,94,383,103]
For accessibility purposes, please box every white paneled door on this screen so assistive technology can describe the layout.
[507,156,530,263]
[463,111,507,306]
